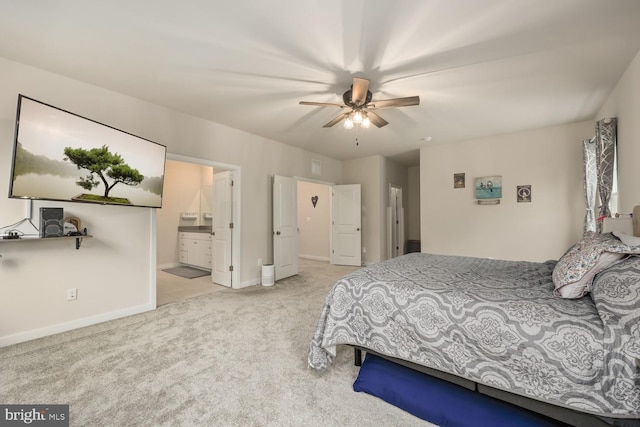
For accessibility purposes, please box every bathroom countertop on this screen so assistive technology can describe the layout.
[178,226,212,233]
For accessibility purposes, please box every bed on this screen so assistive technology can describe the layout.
[309,231,640,426]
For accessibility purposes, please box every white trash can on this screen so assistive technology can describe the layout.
[261,264,275,287]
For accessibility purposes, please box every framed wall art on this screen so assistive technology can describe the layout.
[517,185,532,203]
[475,176,502,204]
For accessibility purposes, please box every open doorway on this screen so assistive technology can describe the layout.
[273,176,362,282]
[295,179,362,271]
[156,154,241,306]
[387,184,405,259]
[272,177,332,281]
[272,177,333,280]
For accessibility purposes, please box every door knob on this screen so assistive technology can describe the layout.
[276,231,281,235]
[357,228,360,231]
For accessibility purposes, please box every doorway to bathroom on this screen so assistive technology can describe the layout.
[156,154,241,306]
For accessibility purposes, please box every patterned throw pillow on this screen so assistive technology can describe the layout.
[552,233,640,299]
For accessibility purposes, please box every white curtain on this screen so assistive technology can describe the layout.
[595,118,617,230]
[582,138,597,234]
[583,118,617,233]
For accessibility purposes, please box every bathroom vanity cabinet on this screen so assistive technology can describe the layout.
[178,231,212,270]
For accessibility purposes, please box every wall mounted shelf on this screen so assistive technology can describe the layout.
[0,235,93,250]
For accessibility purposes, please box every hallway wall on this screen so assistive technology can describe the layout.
[297,181,330,261]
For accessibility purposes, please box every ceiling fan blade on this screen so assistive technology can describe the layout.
[351,77,370,106]
[367,96,420,109]
[365,110,389,128]
[299,101,345,108]
[323,111,351,128]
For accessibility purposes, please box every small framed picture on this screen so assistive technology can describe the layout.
[475,176,502,199]
[517,185,532,203]
[454,173,465,189]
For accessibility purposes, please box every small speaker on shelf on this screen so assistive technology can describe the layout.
[40,207,64,238]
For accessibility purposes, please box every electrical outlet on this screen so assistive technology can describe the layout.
[362,247,367,254]
[257,258,263,266]
[67,288,77,301]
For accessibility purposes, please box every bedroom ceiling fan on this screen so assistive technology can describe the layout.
[299,77,420,129]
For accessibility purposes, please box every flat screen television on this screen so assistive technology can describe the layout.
[9,95,167,208]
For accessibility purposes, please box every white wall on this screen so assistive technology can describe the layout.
[596,50,640,213]
[407,166,421,241]
[420,121,593,262]
[0,57,342,346]
[297,181,330,261]
[0,62,158,345]
[200,167,213,227]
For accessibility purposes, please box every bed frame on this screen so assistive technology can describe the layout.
[353,347,640,427]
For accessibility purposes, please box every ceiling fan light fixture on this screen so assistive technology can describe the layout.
[300,76,420,130]
[344,116,354,129]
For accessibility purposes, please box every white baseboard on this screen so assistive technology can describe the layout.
[0,303,155,348]
[298,254,330,262]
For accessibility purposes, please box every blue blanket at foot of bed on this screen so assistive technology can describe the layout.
[353,354,563,427]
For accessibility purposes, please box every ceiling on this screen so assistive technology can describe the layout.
[1,1,639,166]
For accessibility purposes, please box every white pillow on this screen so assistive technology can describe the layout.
[613,231,640,247]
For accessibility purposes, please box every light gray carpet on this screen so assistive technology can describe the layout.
[0,259,433,427]
[162,266,211,279]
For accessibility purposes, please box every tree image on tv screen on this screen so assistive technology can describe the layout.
[63,145,144,204]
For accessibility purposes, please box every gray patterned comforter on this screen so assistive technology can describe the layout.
[309,253,640,418]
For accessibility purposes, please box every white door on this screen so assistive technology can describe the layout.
[331,184,361,266]
[273,175,298,281]
[212,171,233,287]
